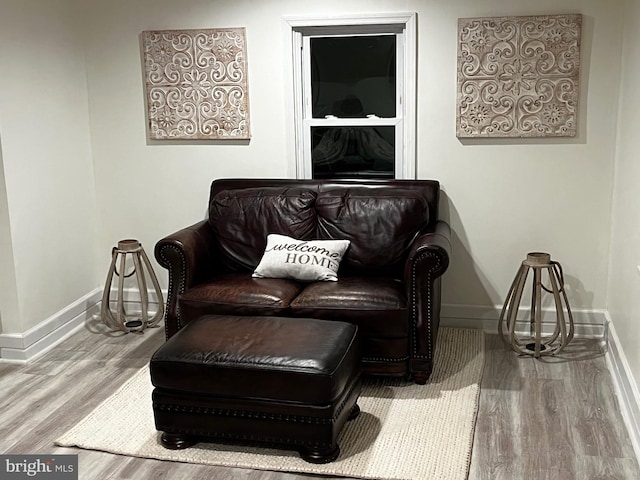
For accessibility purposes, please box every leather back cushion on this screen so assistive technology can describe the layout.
[315,188,428,276]
[209,187,317,272]
[209,185,429,276]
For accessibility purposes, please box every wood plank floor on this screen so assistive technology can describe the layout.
[1,320,638,480]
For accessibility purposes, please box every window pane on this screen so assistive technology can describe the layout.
[311,35,396,119]
[311,126,395,179]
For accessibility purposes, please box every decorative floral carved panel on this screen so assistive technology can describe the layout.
[142,28,250,140]
[457,14,581,138]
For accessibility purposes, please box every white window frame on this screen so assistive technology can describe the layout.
[283,13,417,179]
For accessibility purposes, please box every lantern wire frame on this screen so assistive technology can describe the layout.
[101,239,165,334]
[498,252,575,357]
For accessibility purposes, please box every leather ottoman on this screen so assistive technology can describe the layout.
[149,314,361,463]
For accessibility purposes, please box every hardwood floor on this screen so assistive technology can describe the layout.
[1,320,638,480]
[469,335,640,480]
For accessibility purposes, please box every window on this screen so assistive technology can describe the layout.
[284,13,417,179]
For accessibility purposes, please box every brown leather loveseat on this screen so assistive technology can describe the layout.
[155,178,451,384]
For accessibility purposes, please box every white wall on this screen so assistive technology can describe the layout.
[416,0,623,311]
[0,0,626,335]
[81,0,624,314]
[0,0,100,333]
[609,0,640,389]
[0,132,20,334]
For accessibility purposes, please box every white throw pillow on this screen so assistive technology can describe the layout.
[252,234,350,282]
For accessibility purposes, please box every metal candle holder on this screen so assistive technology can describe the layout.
[101,239,164,333]
[498,252,574,357]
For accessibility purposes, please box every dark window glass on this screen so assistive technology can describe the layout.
[310,35,396,119]
[311,126,395,179]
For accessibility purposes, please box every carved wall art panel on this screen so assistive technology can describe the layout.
[457,14,581,138]
[142,28,250,140]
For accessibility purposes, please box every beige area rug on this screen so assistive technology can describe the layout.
[56,328,485,480]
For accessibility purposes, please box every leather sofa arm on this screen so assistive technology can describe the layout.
[404,220,451,383]
[404,220,451,285]
[154,220,218,339]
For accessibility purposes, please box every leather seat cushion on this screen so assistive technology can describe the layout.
[290,277,409,338]
[150,315,360,404]
[178,273,303,318]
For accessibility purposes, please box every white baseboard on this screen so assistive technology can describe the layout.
[0,288,102,363]
[604,312,640,462]
[2,292,636,464]
[5,298,598,363]
[0,287,167,364]
[440,303,606,337]
[103,287,164,305]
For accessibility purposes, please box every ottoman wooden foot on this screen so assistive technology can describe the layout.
[413,371,428,385]
[161,432,196,450]
[300,444,340,464]
[348,403,361,421]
